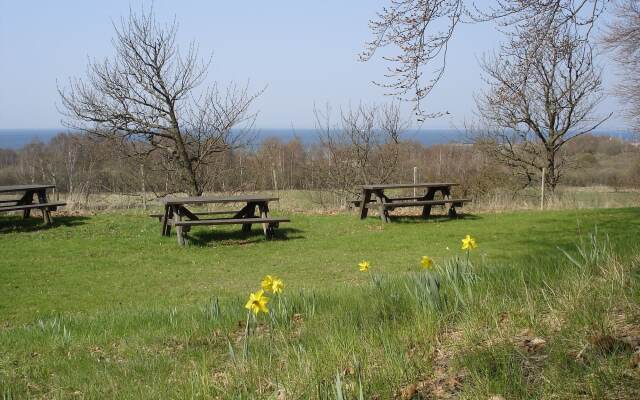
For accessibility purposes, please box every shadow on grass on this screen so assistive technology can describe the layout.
[364,213,482,224]
[0,215,89,234]
[185,226,305,247]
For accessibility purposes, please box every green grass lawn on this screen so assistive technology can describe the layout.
[1,208,639,398]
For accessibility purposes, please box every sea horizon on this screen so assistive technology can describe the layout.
[0,127,636,150]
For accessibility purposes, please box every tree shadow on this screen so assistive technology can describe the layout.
[367,213,482,224]
[0,215,89,234]
[184,226,305,247]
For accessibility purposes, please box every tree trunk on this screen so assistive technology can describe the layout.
[170,127,201,196]
[546,148,558,192]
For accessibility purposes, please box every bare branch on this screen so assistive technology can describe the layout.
[58,7,262,195]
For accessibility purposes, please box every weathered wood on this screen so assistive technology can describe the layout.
[421,187,438,219]
[173,217,290,227]
[159,195,278,206]
[0,185,62,225]
[448,206,458,218]
[172,217,290,246]
[385,196,427,202]
[156,195,284,246]
[36,190,51,224]
[149,210,240,221]
[232,202,258,233]
[258,202,270,235]
[245,204,258,232]
[359,189,372,219]
[161,205,171,236]
[176,205,199,221]
[0,202,67,213]
[359,198,470,209]
[355,182,469,222]
[0,184,56,194]
[175,209,185,246]
[361,183,459,190]
[373,189,390,223]
[21,190,34,218]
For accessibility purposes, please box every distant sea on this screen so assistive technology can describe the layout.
[0,128,635,150]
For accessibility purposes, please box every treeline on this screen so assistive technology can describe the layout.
[0,132,638,203]
[0,133,492,198]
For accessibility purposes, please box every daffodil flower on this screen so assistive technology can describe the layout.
[461,235,477,250]
[271,278,284,294]
[261,275,285,294]
[420,256,434,269]
[358,261,370,272]
[261,275,274,292]
[245,289,269,315]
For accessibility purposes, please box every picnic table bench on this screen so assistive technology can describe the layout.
[354,183,470,222]
[0,184,66,225]
[156,195,290,246]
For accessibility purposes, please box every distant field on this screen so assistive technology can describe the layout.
[1,208,639,398]
[50,186,640,214]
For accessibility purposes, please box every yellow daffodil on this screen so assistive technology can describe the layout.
[271,278,284,294]
[461,235,478,250]
[420,256,434,269]
[244,289,269,315]
[358,261,370,272]
[261,275,274,292]
[261,275,285,294]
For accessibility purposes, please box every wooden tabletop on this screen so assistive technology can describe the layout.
[0,184,55,194]
[160,195,279,206]
[361,183,459,190]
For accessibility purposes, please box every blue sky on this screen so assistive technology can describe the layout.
[0,0,629,130]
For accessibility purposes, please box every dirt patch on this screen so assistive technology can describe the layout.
[396,330,467,399]
[55,209,96,217]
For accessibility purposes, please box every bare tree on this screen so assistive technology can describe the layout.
[602,0,640,132]
[361,0,607,118]
[474,22,610,191]
[314,103,408,197]
[59,8,262,195]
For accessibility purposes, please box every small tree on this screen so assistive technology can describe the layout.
[314,103,407,197]
[59,8,262,195]
[474,23,610,191]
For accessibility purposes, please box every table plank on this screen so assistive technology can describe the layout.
[159,195,279,205]
[361,183,458,190]
[0,184,55,194]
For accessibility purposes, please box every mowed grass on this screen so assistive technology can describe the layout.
[1,207,640,398]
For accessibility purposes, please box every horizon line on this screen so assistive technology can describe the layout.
[0,127,635,133]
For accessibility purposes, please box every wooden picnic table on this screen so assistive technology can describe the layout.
[0,184,66,225]
[355,183,470,223]
[157,195,290,246]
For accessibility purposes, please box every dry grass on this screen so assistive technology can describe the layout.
[48,186,640,216]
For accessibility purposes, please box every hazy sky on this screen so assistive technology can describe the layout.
[0,0,629,130]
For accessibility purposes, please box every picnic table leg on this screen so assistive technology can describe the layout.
[36,189,52,225]
[359,189,371,219]
[161,205,169,236]
[20,190,34,219]
[258,202,270,237]
[163,206,174,236]
[175,209,186,246]
[374,190,390,223]
[177,206,194,233]
[265,223,275,239]
[242,202,256,233]
[421,188,437,220]
[441,187,455,218]
[448,206,458,218]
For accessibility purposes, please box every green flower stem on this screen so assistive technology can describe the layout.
[243,310,251,360]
